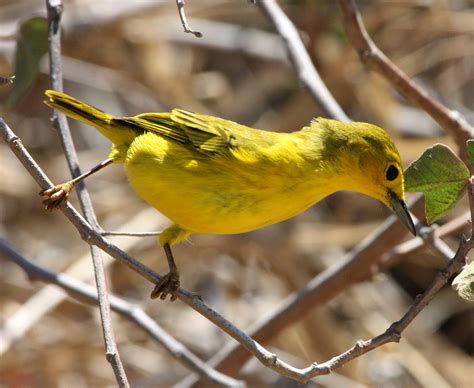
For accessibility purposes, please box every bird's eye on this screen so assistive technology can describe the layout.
[386,165,399,181]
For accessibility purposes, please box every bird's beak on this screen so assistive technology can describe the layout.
[388,190,416,235]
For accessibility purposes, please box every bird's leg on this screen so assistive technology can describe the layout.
[40,158,114,210]
[150,243,181,301]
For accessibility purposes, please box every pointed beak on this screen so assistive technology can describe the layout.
[388,190,416,236]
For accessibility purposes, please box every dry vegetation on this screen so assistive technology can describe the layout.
[1,0,473,387]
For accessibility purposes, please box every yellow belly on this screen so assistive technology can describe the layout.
[123,133,334,234]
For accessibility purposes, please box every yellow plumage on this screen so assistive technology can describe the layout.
[43,90,415,300]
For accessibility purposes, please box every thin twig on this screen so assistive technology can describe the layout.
[382,212,470,268]
[181,221,467,384]
[175,0,202,38]
[337,0,474,161]
[101,231,163,237]
[257,0,350,122]
[290,237,467,382]
[45,0,128,385]
[0,207,167,356]
[411,215,454,264]
[185,197,423,381]
[0,239,244,388]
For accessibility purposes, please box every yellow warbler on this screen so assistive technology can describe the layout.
[42,90,415,300]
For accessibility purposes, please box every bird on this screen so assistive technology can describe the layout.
[42,90,416,301]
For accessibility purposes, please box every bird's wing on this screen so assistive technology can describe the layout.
[116,109,244,156]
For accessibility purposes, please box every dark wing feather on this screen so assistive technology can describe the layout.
[114,109,238,156]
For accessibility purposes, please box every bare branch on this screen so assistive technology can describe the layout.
[0,120,331,384]
[337,0,474,159]
[180,209,467,384]
[383,211,470,268]
[257,0,350,122]
[0,207,167,356]
[0,239,244,388]
[186,197,422,379]
[46,0,127,384]
[294,238,466,381]
[176,0,202,38]
[101,231,163,237]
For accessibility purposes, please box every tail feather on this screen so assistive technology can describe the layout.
[44,90,138,145]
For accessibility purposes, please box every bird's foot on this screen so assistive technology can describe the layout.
[40,182,74,210]
[150,271,180,301]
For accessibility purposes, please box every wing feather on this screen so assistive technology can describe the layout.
[115,109,238,156]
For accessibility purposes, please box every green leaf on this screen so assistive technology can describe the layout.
[452,261,474,301]
[404,144,469,224]
[5,17,48,110]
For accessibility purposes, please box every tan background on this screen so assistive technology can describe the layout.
[1,1,473,386]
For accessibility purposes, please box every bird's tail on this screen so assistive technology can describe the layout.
[44,90,137,145]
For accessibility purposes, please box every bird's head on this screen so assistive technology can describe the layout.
[311,118,416,235]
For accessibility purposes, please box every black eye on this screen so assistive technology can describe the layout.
[386,165,399,181]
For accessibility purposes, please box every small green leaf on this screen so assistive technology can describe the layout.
[5,17,48,110]
[452,262,474,301]
[404,144,469,224]
[467,140,474,172]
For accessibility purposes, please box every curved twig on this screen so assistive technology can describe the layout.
[176,0,202,38]
[0,238,244,388]
[337,0,474,159]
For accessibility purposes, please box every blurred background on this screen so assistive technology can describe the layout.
[1,0,473,386]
